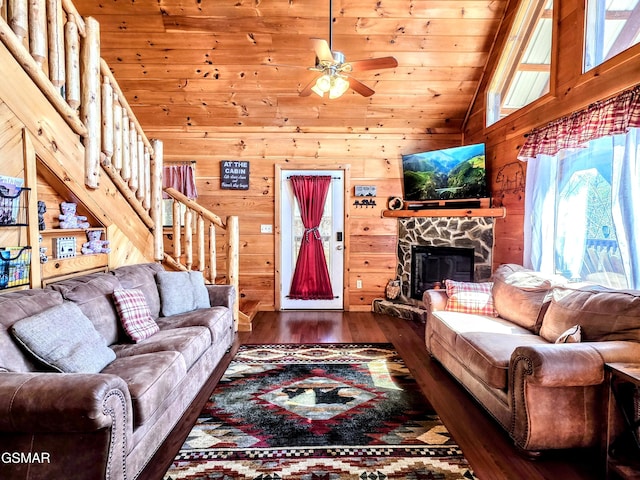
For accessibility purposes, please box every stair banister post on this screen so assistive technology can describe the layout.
[226,215,240,331]
[151,139,164,261]
[80,16,101,188]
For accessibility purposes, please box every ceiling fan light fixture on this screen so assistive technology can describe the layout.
[312,73,349,99]
[311,74,332,96]
[329,75,349,99]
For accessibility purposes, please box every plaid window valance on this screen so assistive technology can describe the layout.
[518,84,640,161]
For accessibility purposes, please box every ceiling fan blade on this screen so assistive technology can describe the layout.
[348,77,375,97]
[299,75,319,97]
[310,38,334,63]
[348,56,398,72]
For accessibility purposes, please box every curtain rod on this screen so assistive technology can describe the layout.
[286,176,341,179]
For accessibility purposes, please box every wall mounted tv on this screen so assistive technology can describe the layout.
[401,143,488,202]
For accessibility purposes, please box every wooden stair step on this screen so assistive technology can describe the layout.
[238,299,260,332]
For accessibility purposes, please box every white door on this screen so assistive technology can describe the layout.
[280,170,344,309]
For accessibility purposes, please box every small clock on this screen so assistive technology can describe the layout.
[387,196,404,210]
[53,236,76,259]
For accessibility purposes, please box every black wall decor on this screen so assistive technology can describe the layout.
[220,161,250,190]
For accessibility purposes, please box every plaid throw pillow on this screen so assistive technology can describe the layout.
[444,280,498,316]
[112,288,159,342]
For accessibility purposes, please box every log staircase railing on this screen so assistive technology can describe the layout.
[0,1,246,329]
[162,188,242,331]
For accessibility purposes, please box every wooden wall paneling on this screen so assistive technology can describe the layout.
[348,271,391,312]
[350,234,398,254]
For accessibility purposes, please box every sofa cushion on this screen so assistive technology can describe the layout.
[112,289,160,342]
[111,326,211,370]
[540,287,640,343]
[47,272,123,344]
[11,302,115,373]
[456,332,547,390]
[445,280,497,316]
[111,263,164,319]
[155,306,233,345]
[430,310,537,351]
[491,264,566,333]
[101,351,186,427]
[0,289,64,372]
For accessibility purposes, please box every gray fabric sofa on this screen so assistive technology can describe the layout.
[0,263,235,480]
[424,264,640,453]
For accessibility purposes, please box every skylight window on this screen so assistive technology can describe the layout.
[584,0,640,72]
[486,0,554,126]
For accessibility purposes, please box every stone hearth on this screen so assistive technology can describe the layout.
[396,216,494,307]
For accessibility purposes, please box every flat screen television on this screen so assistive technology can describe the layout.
[401,143,488,202]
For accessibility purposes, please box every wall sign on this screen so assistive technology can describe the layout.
[220,161,250,190]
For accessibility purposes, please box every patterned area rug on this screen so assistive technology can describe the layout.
[164,343,475,480]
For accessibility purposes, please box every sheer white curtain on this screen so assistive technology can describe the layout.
[611,128,640,288]
[523,154,557,272]
[523,128,640,288]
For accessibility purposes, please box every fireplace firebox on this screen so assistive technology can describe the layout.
[410,245,474,300]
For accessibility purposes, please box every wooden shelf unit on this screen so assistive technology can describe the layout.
[383,207,506,218]
[39,227,108,282]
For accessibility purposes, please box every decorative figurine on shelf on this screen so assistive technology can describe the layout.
[37,201,47,230]
[38,234,48,264]
[58,202,90,229]
[81,229,110,255]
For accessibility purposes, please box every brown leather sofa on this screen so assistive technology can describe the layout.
[0,263,235,480]
[423,264,640,453]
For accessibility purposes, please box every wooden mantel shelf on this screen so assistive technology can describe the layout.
[382,207,506,218]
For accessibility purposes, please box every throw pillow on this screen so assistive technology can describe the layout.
[189,271,211,309]
[10,302,115,373]
[112,288,159,342]
[555,325,582,344]
[156,271,195,316]
[155,270,212,316]
[444,280,498,316]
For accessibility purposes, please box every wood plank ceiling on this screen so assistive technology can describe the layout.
[73,0,507,135]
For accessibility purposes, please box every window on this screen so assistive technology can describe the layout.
[584,0,640,72]
[487,0,554,126]
[523,129,640,289]
[554,139,626,287]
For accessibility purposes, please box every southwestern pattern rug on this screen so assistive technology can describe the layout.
[164,343,476,480]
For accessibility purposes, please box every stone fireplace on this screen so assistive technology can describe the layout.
[396,217,494,307]
[409,245,475,300]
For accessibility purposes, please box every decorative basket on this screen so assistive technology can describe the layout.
[0,246,31,289]
[0,187,29,227]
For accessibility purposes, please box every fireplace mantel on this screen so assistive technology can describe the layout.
[382,207,505,218]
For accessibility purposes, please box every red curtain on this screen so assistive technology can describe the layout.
[162,164,198,199]
[288,175,334,300]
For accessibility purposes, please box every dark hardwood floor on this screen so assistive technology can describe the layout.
[145,310,603,480]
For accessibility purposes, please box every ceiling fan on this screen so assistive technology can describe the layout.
[299,1,398,99]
